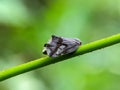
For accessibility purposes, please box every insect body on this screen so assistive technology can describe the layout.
[43,35,82,57]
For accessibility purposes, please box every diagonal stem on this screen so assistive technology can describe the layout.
[0,33,120,81]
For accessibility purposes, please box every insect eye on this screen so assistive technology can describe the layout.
[52,35,56,38]
[52,35,58,40]
[43,50,47,54]
[44,44,53,47]
[44,44,47,47]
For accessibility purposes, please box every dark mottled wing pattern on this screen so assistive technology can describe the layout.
[42,35,82,57]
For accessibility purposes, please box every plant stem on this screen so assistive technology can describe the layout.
[0,34,120,81]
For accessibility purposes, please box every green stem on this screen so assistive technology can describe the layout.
[0,34,120,81]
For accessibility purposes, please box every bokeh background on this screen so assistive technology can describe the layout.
[0,0,120,90]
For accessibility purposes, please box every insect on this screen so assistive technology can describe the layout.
[42,35,82,57]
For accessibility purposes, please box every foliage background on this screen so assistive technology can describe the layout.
[0,0,120,90]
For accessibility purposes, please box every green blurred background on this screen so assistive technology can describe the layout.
[0,0,120,90]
